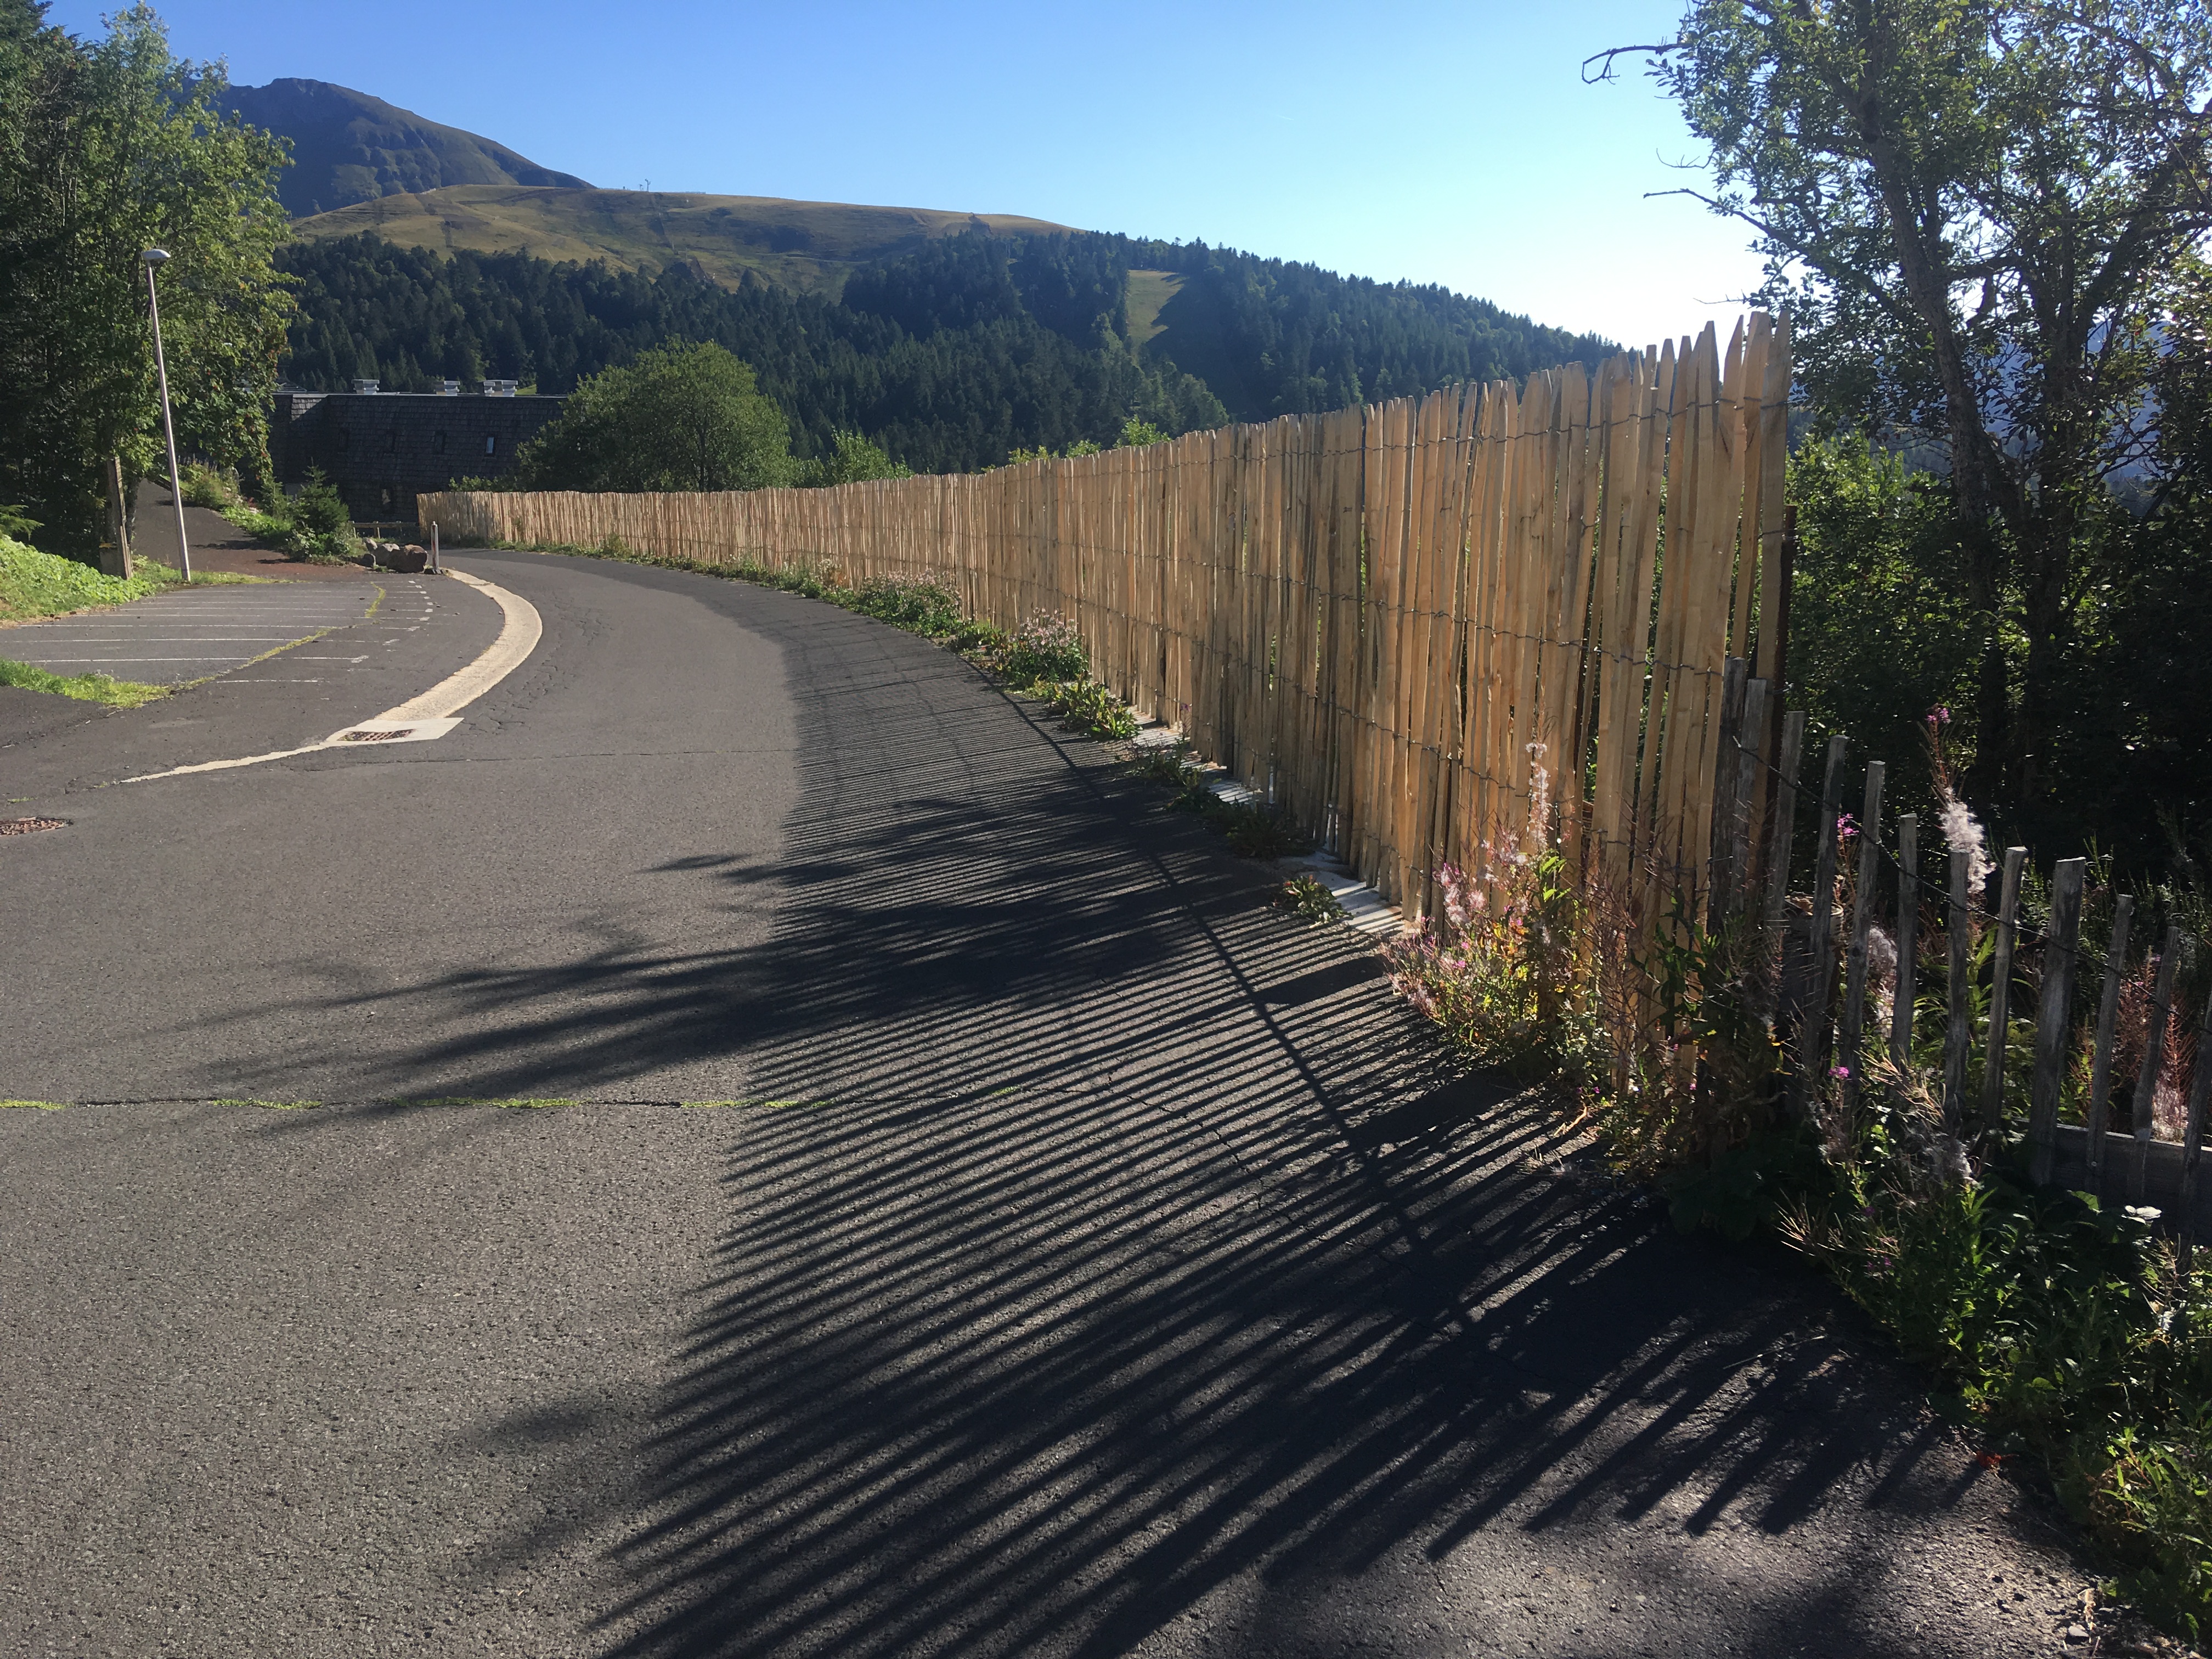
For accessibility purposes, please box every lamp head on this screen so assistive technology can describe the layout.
[140,248,168,266]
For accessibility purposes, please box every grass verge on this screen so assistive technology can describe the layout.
[1,533,262,623]
[0,657,168,707]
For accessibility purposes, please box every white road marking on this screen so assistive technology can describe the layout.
[122,569,543,783]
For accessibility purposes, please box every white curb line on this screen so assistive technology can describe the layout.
[121,568,542,783]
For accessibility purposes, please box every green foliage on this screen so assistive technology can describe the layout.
[946,618,1010,659]
[997,611,1088,684]
[1005,438,1103,465]
[1787,1131,2212,1642]
[0,2,292,549]
[0,654,166,706]
[1130,741,1204,791]
[223,466,360,563]
[1646,0,2212,854]
[518,341,795,492]
[1170,785,1313,860]
[0,504,40,539]
[1040,679,1137,741]
[1130,235,1617,420]
[1271,873,1347,924]
[802,431,911,487]
[1384,805,1600,1088]
[274,232,1226,475]
[0,530,163,619]
[177,463,237,511]
[272,223,1622,470]
[1378,797,2212,1641]
[1117,417,1167,448]
[292,467,351,536]
[847,572,963,635]
[1787,437,1977,820]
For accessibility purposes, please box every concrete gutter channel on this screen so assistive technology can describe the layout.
[1127,717,1407,938]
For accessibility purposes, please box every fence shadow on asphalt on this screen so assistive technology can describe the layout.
[514,602,1983,1658]
[240,593,1998,1654]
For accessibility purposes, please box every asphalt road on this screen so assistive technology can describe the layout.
[1,550,2097,1657]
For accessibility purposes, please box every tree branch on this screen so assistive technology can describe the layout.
[1581,43,1679,84]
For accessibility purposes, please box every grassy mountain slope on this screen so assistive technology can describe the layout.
[291,185,1077,295]
[223,80,589,218]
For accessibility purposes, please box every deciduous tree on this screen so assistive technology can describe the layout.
[1600,1,2212,817]
[0,1,291,550]
[516,341,797,492]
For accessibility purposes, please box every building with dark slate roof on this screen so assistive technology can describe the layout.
[269,391,566,521]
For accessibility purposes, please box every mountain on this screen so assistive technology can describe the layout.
[222,80,591,218]
[239,81,1617,472]
[274,226,1615,472]
[288,185,1076,295]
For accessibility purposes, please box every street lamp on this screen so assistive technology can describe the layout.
[140,249,191,579]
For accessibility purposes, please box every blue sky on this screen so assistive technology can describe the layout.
[51,0,1767,350]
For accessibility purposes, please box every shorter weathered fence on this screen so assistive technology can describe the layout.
[1732,709,2212,1237]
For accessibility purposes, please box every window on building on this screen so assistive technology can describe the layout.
[432,431,447,455]
[484,435,497,456]
[386,429,399,453]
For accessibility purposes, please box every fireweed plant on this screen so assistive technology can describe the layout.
[1383,718,2212,1640]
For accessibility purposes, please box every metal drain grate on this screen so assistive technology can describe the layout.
[338,727,414,743]
[1,817,65,834]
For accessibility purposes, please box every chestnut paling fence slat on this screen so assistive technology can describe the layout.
[425,317,1788,918]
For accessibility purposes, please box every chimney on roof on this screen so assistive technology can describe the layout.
[481,379,518,398]
[351,378,380,395]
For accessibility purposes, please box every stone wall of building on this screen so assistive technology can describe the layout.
[269,392,567,520]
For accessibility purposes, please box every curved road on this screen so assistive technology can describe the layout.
[2,551,2092,1656]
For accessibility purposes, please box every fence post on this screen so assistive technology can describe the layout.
[1891,814,1919,1079]
[1707,658,1747,930]
[1793,734,1849,1117]
[2028,857,2085,1186]
[2131,924,2183,1206]
[2178,982,2212,1273]
[1943,847,1974,1132]
[2084,895,2134,1195]
[1978,847,2028,1131]
[1724,676,1768,916]
[1762,709,1808,953]
[1838,761,1885,1117]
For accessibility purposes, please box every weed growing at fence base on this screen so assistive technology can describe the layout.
[998,611,1087,683]
[1035,679,1138,741]
[1169,785,1312,859]
[1271,873,1347,924]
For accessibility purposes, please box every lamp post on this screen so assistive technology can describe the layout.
[141,249,191,579]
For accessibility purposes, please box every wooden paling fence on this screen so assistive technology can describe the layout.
[427,314,1792,928]
[426,315,2208,1227]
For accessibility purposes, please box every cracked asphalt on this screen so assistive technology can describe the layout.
[1,549,2100,1656]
